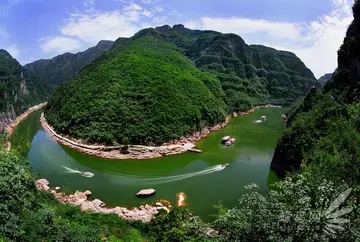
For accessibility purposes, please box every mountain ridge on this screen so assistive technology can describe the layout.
[24,40,114,85]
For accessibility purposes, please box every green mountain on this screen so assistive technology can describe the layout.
[44,26,317,145]
[0,50,52,132]
[154,25,319,107]
[44,35,227,145]
[270,0,360,181]
[24,40,114,85]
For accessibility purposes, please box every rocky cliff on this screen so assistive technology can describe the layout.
[0,50,52,133]
[24,40,114,85]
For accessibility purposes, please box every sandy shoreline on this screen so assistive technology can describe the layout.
[5,102,47,151]
[41,104,281,160]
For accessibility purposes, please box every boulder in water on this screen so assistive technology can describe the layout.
[136,188,156,197]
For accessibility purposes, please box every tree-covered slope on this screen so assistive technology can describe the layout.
[270,0,360,178]
[154,25,318,107]
[24,40,114,85]
[0,50,52,132]
[44,36,227,145]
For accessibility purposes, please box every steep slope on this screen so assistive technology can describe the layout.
[270,0,360,180]
[24,40,114,85]
[44,36,227,145]
[318,73,333,86]
[0,50,52,132]
[154,25,318,107]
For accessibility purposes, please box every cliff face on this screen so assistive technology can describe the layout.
[270,0,360,178]
[24,40,114,85]
[0,50,52,132]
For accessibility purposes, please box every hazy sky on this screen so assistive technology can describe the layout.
[0,0,355,78]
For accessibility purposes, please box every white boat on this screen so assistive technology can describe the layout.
[222,136,230,144]
[225,138,235,146]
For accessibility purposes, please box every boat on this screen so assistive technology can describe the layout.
[80,171,95,178]
[225,138,235,146]
[221,136,230,144]
[260,116,267,121]
[221,163,229,168]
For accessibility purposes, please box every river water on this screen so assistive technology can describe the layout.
[11,107,285,220]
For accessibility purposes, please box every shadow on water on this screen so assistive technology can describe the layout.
[11,107,285,221]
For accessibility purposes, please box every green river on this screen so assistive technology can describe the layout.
[11,107,284,221]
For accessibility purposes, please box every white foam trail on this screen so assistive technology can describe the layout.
[254,120,263,123]
[112,165,226,185]
[61,166,94,178]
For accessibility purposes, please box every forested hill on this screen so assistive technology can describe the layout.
[44,25,318,146]
[270,0,360,182]
[44,35,228,145]
[0,50,52,132]
[24,40,114,85]
[153,24,318,106]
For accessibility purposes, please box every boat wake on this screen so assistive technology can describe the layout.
[62,166,94,178]
[111,164,226,185]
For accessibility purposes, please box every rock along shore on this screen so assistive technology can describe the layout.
[35,179,171,222]
[5,102,47,151]
[40,104,281,160]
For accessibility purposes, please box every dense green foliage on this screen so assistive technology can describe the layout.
[214,175,359,242]
[45,36,227,145]
[0,50,52,132]
[44,25,317,145]
[154,25,318,107]
[24,40,114,85]
[271,0,360,179]
[0,149,146,241]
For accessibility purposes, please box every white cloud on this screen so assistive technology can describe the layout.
[82,0,95,7]
[142,9,153,17]
[189,0,353,78]
[123,2,142,11]
[5,44,20,58]
[39,0,170,54]
[40,36,82,53]
[60,10,140,43]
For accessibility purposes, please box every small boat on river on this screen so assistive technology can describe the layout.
[225,138,235,146]
[221,136,230,144]
[221,163,229,168]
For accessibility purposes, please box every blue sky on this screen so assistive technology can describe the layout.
[0,0,354,77]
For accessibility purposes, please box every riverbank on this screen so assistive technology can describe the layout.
[5,102,47,151]
[41,104,281,160]
[35,179,171,222]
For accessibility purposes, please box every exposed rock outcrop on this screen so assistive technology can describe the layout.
[136,188,156,197]
[35,179,171,222]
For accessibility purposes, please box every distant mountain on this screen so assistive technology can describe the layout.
[153,25,319,107]
[45,25,318,146]
[24,40,114,85]
[318,73,333,86]
[0,50,53,132]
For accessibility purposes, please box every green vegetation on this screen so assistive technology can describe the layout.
[45,36,227,145]
[0,50,53,132]
[0,149,146,241]
[45,25,317,145]
[24,40,114,86]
